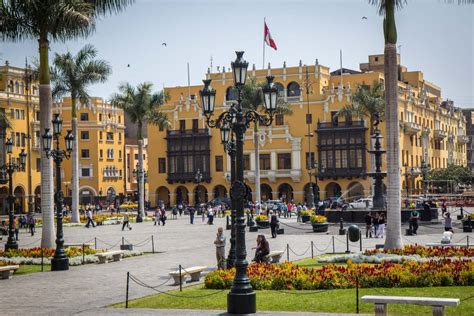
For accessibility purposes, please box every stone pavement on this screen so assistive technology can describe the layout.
[0,214,471,315]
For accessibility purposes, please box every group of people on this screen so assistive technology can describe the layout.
[364,212,386,238]
[0,214,36,241]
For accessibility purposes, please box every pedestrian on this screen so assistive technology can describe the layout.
[376,213,386,238]
[178,204,183,216]
[160,208,167,226]
[288,202,293,218]
[441,229,454,244]
[85,209,95,228]
[154,209,160,226]
[373,212,380,238]
[252,235,270,263]
[13,216,19,241]
[172,207,178,220]
[270,212,279,238]
[442,212,452,231]
[441,200,447,214]
[189,206,195,224]
[409,208,420,235]
[283,203,288,218]
[296,203,302,222]
[122,213,131,230]
[208,206,214,225]
[28,214,35,236]
[214,227,226,269]
[365,212,373,238]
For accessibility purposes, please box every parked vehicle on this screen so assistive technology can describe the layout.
[119,201,138,210]
[349,198,373,209]
[207,197,231,209]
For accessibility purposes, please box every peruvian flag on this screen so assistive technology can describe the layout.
[264,21,277,51]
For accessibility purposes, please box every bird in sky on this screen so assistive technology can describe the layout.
[127,64,130,67]
[162,43,167,47]
[362,16,368,20]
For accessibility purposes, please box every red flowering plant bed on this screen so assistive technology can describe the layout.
[364,245,474,258]
[204,260,474,290]
[0,247,98,258]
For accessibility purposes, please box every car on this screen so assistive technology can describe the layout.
[207,197,231,209]
[349,198,373,209]
[119,201,138,210]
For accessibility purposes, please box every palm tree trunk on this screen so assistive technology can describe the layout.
[253,123,261,214]
[39,35,55,248]
[137,123,145,219]
[70,96,80,223]
[383,7,403,250]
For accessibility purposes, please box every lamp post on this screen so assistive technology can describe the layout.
[303,66,315,209]
[132,162,144,222]
[1,139,27,251]
[221,123,237,268]
[42,113,74,271]
[194,169,203,208]
[420,159,430,198]
[200,51,278,315]
[367,115,386,210]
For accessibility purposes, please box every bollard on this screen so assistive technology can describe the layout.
[151,235,155,254]
[122,236,125,246]
[359,231,362,252]
[356,276,359,314]
[287,244,290,262]
[332,236,335,254]
[95,237,97,250]
[82,244,85,265]
[41,247,44,272]
[345,232,350,254]
[311,241,314,259]
[179,265,183,292]
[125,272,130,309]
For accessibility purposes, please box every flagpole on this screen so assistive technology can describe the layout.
[262,17,266,69]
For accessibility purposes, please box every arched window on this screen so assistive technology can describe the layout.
[226,87,238,101]
[287,82,301,97]
[8,80,14,93]
[14,81,19,94]
[19,82,24,95]
[274,82,284,96]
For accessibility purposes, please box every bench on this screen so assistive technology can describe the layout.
[64,242,94,248]
[361,295,460,316]
[94,250,125,264]
[0,265,19,279]
[264,250,284,264]
[426,243,470,248]
[169,266,207,285]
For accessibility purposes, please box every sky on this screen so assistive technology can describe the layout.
[1,0,473,107]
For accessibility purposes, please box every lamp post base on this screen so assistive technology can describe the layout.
[51,257,69,271]
[5,242,18,251]
[227,291,256,314]
[136,216,143,223]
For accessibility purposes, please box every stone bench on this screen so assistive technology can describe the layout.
[426,243,471,248]
[361,295,460,316]
[94,250,125,264]
[0,265,19,279]
[265,250,284,264]
[169,266,207,285]
[64,242,94,248]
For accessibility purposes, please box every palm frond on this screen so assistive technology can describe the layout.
[369,0,407,15]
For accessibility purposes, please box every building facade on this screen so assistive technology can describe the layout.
[124,138,149,200]
[462,109,474,172]
[147,54,467,207]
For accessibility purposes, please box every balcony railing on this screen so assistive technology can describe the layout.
[458,135,469,144]
[167,129,210,137]
[244,169,302,182]
[403,121,421,135]
[167,171,211,184]
[434,129,447,140]
[317,120,365,129]
[318,167,365,179]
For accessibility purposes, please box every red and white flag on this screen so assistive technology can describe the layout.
[264,21,277,51]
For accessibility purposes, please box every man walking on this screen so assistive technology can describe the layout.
[85,209,95,228]
[189,206,195,224]
[214,227,226,269]
[270,211,279,238]
[122,213,131,231]
[28,214,35,236]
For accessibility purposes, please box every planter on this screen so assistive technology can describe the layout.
[301,215,310,223]
[256,221,270,229]
[312,223,329,233]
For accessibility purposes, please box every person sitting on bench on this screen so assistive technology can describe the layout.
[252,234,270,263]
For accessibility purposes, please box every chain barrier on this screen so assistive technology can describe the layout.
[84,237,96,244]
[277,289,332,295]
[96,238,122,249]
[288,245,311,257]
[312,240,333,253]
[461,295,474,302]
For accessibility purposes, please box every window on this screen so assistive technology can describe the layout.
[99,131,103,140]
[21,133,26,147]
[118,116,121,123]
[20,110,25,120]
[99,114,102,121]
[81,149,90,158]
[15,132,20,146]
[226,87,238,101]
[80,113,89,121]
[134,153,138,160]
[244,154,250,170]
[15,109,20,119]
[81,131,89,140]
[107,149,114,159]
[192,119,199,131]
[35,111,40,121]
[275,114,284,126]
[106,132,114,141]
[179,120,186,132]
[277,153,292,169]
[99,149,103,159]
[81,168,91,177]
[260,154,271,170]
[36,158,41,172]
[119,150,122,160]
[118,133,122,142]
[158,158,166,173]
[287,82,301,97]
[215,155,223,172]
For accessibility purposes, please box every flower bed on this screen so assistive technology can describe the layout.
[364,245,474,258]
[205,260,474,290]
[0,247,98,258]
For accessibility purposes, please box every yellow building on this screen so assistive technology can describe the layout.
[147,54,467,207]
[0,61,41,215]
[124,138,149,200]
[53,97,126,205]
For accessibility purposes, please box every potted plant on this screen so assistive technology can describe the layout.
[310,215,328,233]
[300,210,311,223]
[255,214,270,228]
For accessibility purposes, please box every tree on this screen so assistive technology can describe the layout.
[0,0,133,248]
[370,0,472,250]
[240,78,291,210]
[51,44,111,223]
[111,82,169,219]
[428,165,472,193]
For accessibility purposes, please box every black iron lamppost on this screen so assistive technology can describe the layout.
[221,123,237,268]
[403,163,415,200]
[200,51,278,315]
[132,162,144,222]
[1,139,27,251]
[420,159,430,198]
[367,115,386,210]
[303,66,315,209]
[194,169,203,207]
[42,114,74,271]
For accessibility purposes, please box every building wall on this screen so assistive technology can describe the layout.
[148,54,467,207]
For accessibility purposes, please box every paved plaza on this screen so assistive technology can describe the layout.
[0,212,471,315]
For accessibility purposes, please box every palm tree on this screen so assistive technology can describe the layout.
[111,82,169,220]
[51,44,111,223]
[240,78,291,210]
[0,0,133,248]
[370,0,472,250]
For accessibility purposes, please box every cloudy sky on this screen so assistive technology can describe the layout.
[2,0,473,106]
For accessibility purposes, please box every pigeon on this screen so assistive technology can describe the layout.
[362,16,368,20]
[162,43,167,46]
[127,64,130,67]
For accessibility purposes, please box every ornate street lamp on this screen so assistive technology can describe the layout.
[42,114,74,271]
[194,168,203,207]
[1,140,27,251]
[132,162,144,222]
[200,51,278,314]
[367,115,387,210]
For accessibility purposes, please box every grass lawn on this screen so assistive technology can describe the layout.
[14,264,51,274]
[295,256,346,267]
[113,285,474,315]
